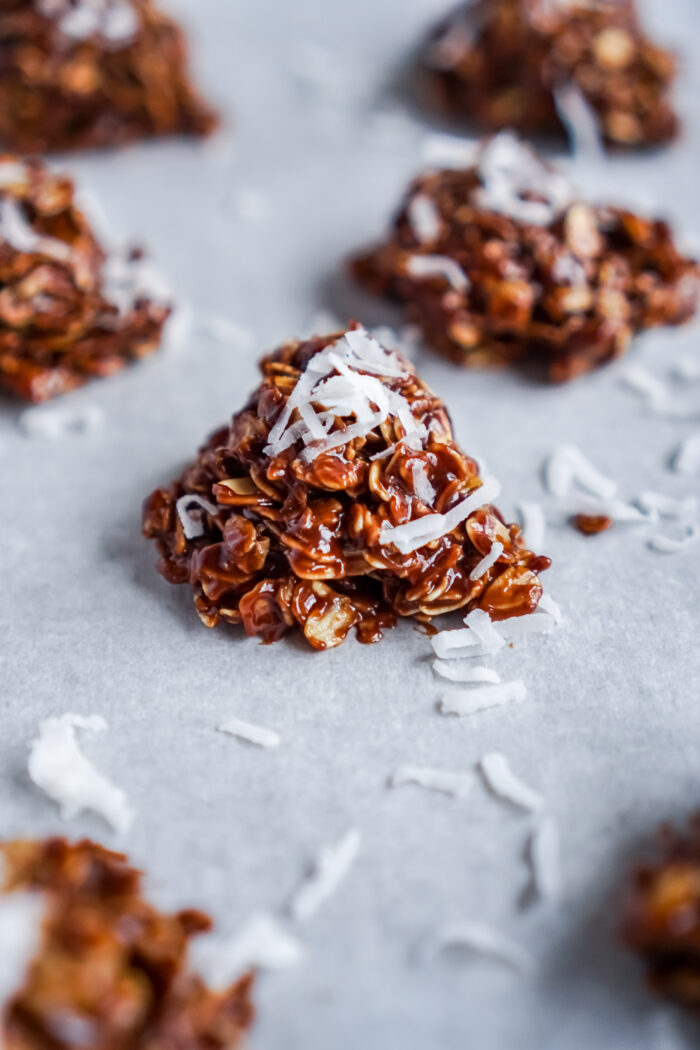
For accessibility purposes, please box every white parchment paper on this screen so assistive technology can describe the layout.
[1,0,699,1047]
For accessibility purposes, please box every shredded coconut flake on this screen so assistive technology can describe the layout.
[163,301,194,356]
[472,132,573,226]
[0,160,29,188]
[432,605,555,660]
[545,444,617,499]
[18,403,104,439]
[217,719,281,749]
[37,0,139,45]
[191,912,303,987]
[659,403,700,423]
[620,366,700,419]
[0,197,72,262]
[102,249,171,316]
[389,765,472,798]
[529,817,562,901]
[619,365,670,409]
[407,195,442,244]
[426,920,534,974]
[551,251,587,286]
[411,461,436,505]
[479,752,543,812]
[561,494,651,522]
[421,132,478,169]
[28,714,133,834]
[672,431,700,475]
[0,891,46,1010]
[380,475,501,555]
[517,501,546,549]
[431,608,505,660]
[553,82,605,160]
[637,491,698,520]
[431,627,486,660]
[406,254,470,291]
[464,607,505,650]
[671,356,700,383]
[469,540,504,581]
[648,524,700,554]
[538,594,563,625]
[432,662,501,684]
[288,829,361,922]
[175,494,219,540]
[100,2,138,42]
[491,610,557,639]
[264,327,421,464]
[440,680,527,716]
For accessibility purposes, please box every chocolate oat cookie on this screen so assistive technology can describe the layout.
[0,155,170,402]
[0,0,218,154]
[352,133,700,382]
[0,837,254,1049]
[143,324,550,651]
[622,819,700,1007]
[422,0,679,150]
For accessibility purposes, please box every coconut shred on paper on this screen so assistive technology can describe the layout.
[288,829,361,922]
[28,714,133,833]
[191,912,304,987]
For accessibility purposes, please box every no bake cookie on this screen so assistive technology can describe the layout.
[0,837,253,1049]
[0,155,170,402]
[422,0,679,150]
[0,0,217,153]
[143,324,550,650]
[623,819,700,1007]
[352,134,699,382]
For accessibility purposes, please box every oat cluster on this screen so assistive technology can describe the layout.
[0,156,170,402]
[353,136,700,381]
[1,837,253,1050]
[0,0,217,154]
[143,326,550,650]
[422,0,679,149]
[623,820,700,1007]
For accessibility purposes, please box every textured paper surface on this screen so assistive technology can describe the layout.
[1,1,699,1047]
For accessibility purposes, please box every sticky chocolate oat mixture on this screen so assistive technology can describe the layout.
[143,325,550,651]
[622,819,700,1007]
[0,156,170,402]
[1,837,254,1049]
[422,0,679,150]
[0,0,218,154]
[352,134,700,382]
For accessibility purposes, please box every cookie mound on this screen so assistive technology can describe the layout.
[0,155,170,401]
[352,134,699,382]
[0,0,218,154]
[623,818,700,1007]
[0,837,254,1049]
[422,0,679,150]
[143,324,550,651]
